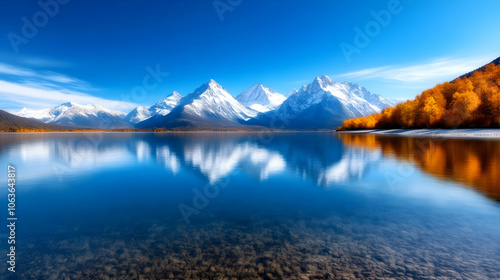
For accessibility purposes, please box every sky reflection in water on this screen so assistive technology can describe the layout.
[0,132,499,279]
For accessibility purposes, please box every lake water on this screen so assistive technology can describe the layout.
[1,132,499,279]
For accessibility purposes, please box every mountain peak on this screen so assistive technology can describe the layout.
[310,75,337,92]
[248,83,273,94]
[159,91,183,104]
[236,83,286,112]
[156,92,182,105]
[199,79,227,93]
[125,91,182,124]
[190,79,227,97]
[170,91,182,98]
[315,75,333,84]
[269,75,395,129]
[207,79,220,87]
[285,88,298,97]
[137,79,258,128]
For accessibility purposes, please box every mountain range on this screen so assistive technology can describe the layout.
[10,75,395,130]
[16,102,129,129]
[0,110,72,131]
[137,79,260,129]
[124,91,183,124]
[236,83,287,112]
[261,75,396,129]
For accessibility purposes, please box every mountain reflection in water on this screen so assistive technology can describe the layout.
[0,132,381,187]
[1,132,499,202]
[1,132,500,279]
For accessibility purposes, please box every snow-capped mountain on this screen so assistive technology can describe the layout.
[123,106,151,125]
[0,110,71,131]
[136,80,258,129]
[124,91,182,124]
[236,83,286,113]
[265,75,395,129]
[15,108,53,122]
[285,88,298,98]
[15,102,130,128]
[11,76,395,130]
[341,81,396,111]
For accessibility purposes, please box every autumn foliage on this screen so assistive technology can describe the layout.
[339,133,500,201]
[339,63,500,130]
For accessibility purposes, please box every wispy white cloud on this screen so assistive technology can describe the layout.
[0,63,34,77]
[338,57,494,83]
[0,80,135,111]
[0,63,137,111]
[0,62,91,89]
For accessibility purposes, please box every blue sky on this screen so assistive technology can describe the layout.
[1,0,499,112]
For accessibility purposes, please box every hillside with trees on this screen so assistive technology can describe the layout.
[0,110,76,132]
[339,58,500,130]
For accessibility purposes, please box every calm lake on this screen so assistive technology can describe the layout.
[1,132,499,279]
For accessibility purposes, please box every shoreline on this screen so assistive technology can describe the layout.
[336,128,500,139]
[0,129,335,134]
[3,128,500,139]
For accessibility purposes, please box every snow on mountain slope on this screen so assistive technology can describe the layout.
[341,81,396,111]
[285,88,298,98]
[15,108,52,122]
[15,102,129,128]
[137,80,258,129]
[124,106,152,124]
[124,91,182,124]
[150,91,183,115]
[236,84,286,112]
[181,80,258,121]
[12,76,395,130]
[267,75,395,129]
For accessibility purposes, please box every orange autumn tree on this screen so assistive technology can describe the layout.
[339,62,500,130]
